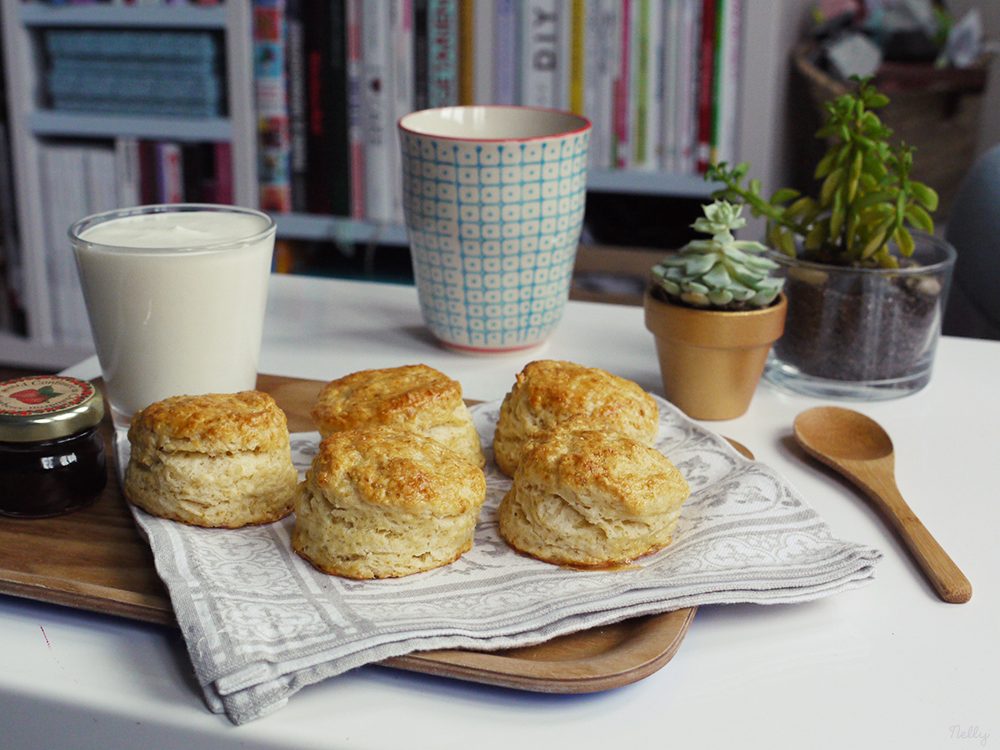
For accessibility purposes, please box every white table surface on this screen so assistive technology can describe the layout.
[3,274,997,749]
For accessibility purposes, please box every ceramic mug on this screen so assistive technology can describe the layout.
[398,106,591,353]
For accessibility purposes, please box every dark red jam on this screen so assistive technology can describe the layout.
[0,427,107,518]
[0,375,107,518]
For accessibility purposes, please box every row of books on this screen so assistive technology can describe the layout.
[36,139,233,345]
[42,29,225,118]
[253,0,743,224]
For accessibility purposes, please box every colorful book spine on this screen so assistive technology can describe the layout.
[155,142,184,203]
[390,0,415,224]
[493,0,519,104]
[285,0,308,211]
[427,0,458,107]
[660,0,680,172]
[361,0,393,223]
[612,0,631,169]
[520,0,569,109]
[569,0,585,115]
[214,142,234,204]
[472,0,496,104]
[458,0,475,104]
[631,0,661,169]
[346,0,366,219]
[413,0,430,109]
[695,0,716,174]
[253,0,292,212]
[676,0,701,174]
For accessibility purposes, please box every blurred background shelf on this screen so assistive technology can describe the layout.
[29,111,233,141]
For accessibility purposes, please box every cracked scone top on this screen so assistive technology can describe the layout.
[311,364,485,468]
[293,425,488,579]
[493,360,659,476]
[124,391,298,528]
[498,428,690,567]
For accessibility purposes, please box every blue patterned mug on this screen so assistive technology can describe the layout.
[398,106,591,353]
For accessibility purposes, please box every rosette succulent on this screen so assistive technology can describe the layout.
[652,200,784,311]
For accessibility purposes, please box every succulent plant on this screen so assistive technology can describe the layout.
[652,200,784,310]
[707,77,938,269]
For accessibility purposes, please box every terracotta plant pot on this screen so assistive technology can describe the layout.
[644,291,787,420]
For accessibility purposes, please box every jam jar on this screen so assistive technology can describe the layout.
[0,375,107,518]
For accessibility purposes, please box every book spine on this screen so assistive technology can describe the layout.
[304,0,332,214]
[413,0,430,109]
[113,137,141,206]
[676,0,700,174]
[709,0,725,167]
[285,0,308,211]
[391,0,415,224]
[346,0,366,219]
[629,0,664,169]
[473,0,496,104]
[214,142,234,204]
[570,0,585,114]
[613,0,631,169]
[520,0,567,108]
[155,142,184,203]
[695,0,715,174]
[253,0,292,212]
[719,0,742,165]
[427,0,458,107]
[361,0,393,223]
[493,0,518,104]
[458,0,474,104]
[660,0,679,172]
[138,140,157,204]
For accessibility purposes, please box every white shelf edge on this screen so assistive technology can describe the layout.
[19,3,227,28]
[29,111,232,141]
[587,169,720,196]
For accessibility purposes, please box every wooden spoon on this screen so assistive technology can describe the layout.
[793,406,972,604]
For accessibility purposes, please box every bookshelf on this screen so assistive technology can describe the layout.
[0,1,798,369]
[0,0,257,368]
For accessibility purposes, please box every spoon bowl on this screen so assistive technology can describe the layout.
[793,406,893,461]
[794,406,971,604]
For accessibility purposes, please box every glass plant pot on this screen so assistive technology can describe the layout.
[763,232,956,400]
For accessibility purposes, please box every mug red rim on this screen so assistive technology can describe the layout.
[398,105,592,143]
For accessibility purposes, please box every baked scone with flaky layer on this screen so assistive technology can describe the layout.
[293,426,488,579]
[498,429,690,567]
[493,360,659,476]
[124,391,298,528]
[311,364,485,468]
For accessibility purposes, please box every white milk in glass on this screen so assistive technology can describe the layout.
[72,207,275,422]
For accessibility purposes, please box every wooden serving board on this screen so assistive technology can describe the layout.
[0,374,733,693]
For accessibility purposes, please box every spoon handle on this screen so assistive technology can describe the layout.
[847,459,972,604]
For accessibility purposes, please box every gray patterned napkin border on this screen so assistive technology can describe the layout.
[115,395,882,724]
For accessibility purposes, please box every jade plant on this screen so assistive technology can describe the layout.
[707,77,938,268]
[652,200,784,310]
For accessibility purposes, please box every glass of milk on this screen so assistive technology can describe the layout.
[70,204,276,426]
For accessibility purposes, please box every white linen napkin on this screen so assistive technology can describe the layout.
[115,396,881,724]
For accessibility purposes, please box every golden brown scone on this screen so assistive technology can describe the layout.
[293,426,488,579]
[498,429,690,567]
[124,391,298,528]
[493,360,659,476]
[311,364,485,468]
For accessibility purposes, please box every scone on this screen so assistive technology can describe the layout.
[311,364,485,467]
[498,429,689,566]
[124,391,298,528]
[293,426,488,579]
[493,360,658,476]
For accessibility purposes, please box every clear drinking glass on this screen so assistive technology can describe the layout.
[70,204,276,425]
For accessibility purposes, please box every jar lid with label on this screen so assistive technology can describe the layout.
[0,375,105,442]
[0,376,108,518]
